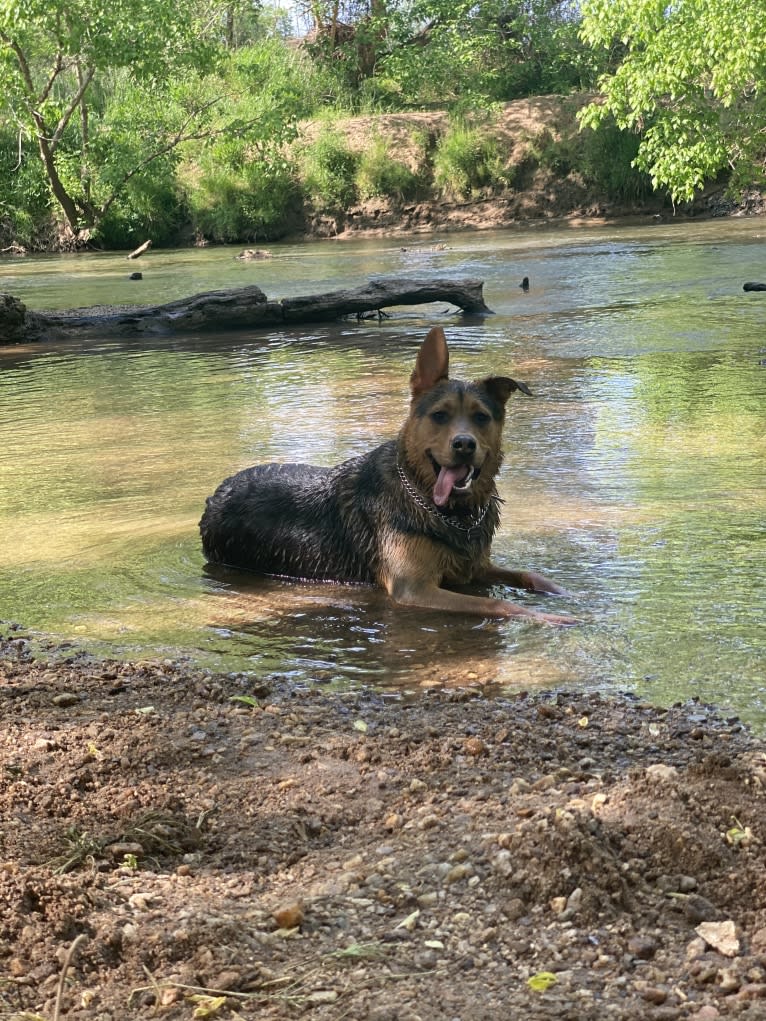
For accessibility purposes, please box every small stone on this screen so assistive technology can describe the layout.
[128,893,154,910]
[8,958,26,977]
[628,935,658,960]
[463,737,486,757]
[717,968,741,994]
[106,842,144,860]
[640,985,668,1005]
[492,850,513,877]
[213,970,243,992]
[53,692,80,707]
[273,902,304,929]
[737,983,766,1000]
[562,887,582,919]
[306,991,338,1005]
[695,920,740,957]
[684,895,721,924]
[646,764,679,783]
[417,892,438,908]
[446,863,473,884]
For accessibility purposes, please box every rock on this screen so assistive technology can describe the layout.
[684,895,721,924]
[628,935,658,960]
[695,920,740,957]
[646,764,679,783]
[272,902,304,929]
[236,248,272,260]
[52,691,80,707]
[105,842,144,860]
[463,737,487,756]
[639,984,668,1004]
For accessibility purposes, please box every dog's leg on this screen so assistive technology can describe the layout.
[477,564,571,596]
[389,578,577,625]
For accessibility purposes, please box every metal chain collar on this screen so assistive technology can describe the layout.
[396,460,491,534]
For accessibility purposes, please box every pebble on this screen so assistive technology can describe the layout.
[272,902,304,929]
[53,692,80,707]
[445,862,474,883]
[639,985,668,1005]
[628,935,658,960]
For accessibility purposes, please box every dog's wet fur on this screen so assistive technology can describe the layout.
[200,327,575,624]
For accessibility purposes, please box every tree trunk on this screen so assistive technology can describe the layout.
[0,277,493,343]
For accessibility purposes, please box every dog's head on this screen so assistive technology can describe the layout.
[402,326,531,508]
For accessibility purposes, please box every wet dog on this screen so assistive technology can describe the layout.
[200,326,575,624]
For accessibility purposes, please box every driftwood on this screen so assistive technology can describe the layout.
[127,240,152,260]
[743,281,766,291]
[0,277,493,343]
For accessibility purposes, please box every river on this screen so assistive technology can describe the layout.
[1,220,765,724]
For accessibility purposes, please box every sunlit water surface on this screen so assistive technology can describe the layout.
[1,221,765,724]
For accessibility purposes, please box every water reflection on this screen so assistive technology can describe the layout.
[1,220,765,726]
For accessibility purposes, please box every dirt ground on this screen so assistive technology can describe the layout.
[3,625,766,1021]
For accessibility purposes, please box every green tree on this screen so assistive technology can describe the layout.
[298,0,597,109]
[0,0,224,238]
[579,0,766,202]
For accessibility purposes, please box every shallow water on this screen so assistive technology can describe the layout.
[1,220,765,723]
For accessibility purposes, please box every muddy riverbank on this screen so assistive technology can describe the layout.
[2,626,766,1020]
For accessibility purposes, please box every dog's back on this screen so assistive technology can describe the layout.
[200,447,393,583]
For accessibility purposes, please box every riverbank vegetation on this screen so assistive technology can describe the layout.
[1,0,764,252]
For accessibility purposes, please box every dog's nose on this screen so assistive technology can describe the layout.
[451,434,477,455]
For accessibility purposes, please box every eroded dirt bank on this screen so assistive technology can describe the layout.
[2,626,766,1020]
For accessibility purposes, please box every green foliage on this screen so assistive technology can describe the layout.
[185,155,299,242]
[433,121,507,198]
[579,0,766,202]
[372,0,603,108]
[301,129,359,210]
[579,121,653,203]
[355,135,422,202]
[0,123,53,248]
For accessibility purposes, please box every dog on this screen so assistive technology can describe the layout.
[200,326,575,625]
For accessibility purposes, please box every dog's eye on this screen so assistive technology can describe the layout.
[430,410,450,425]
[473,411,491,426]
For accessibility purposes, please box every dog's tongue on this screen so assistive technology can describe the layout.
[433,464,471,507]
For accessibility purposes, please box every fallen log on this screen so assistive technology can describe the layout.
[0,276,493,343]
[127,240,152,260]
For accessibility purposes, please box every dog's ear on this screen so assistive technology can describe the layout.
[481,376,533,405]
[410,326,449,396]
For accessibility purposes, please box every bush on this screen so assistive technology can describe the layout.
[579,120,653,203]
[355,135,421,201]
[184,154,299,243]
[301,129,359,210]
[433,123,507,198]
